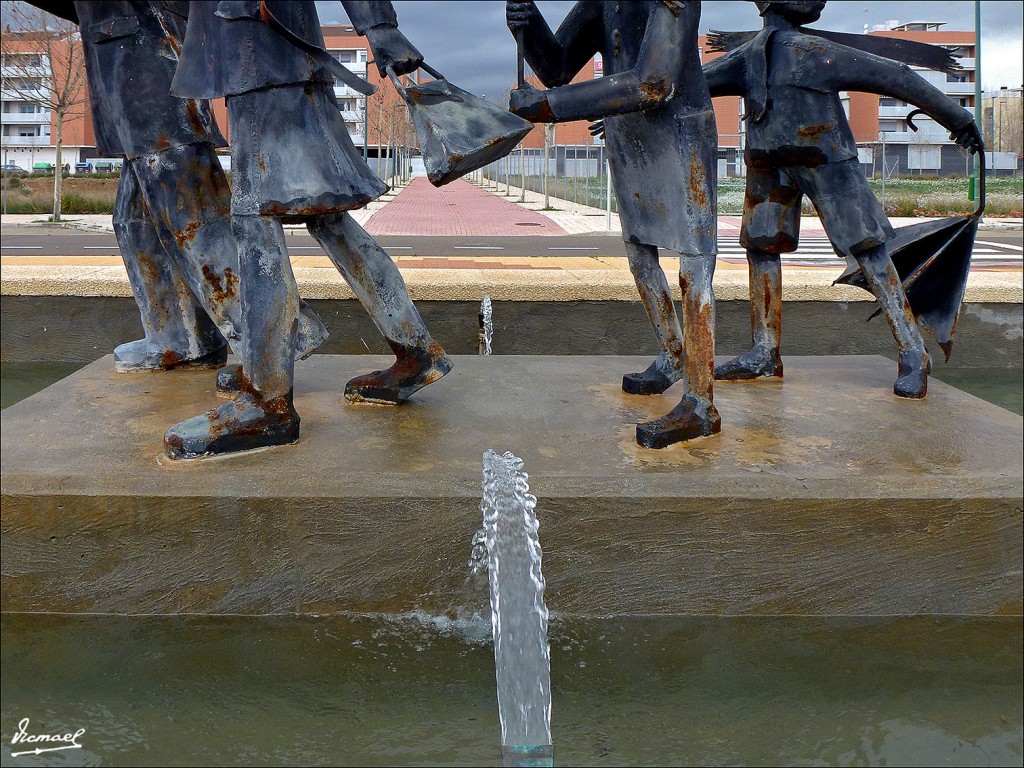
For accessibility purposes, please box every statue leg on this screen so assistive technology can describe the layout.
[135,143,327,362]
[308,212,452,404]
[799,160,929,398]
[636,254,721,448]
[855,243,930,398]
[715,250,784,380]
[621,242,685,395]
[112,160,226,372]
[164,215,301,459]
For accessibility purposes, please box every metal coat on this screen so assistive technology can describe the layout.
[75,1,225,158]
[171,0,395,99]
[518,0,716,256]
[704,28,976,168]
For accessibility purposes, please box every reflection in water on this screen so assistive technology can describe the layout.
[1,614,1020,766]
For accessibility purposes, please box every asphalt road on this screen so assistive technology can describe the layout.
[1,228,1022,265]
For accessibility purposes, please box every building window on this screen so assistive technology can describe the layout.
[879,98,905,107]
[947,72,969,83]
[879,120,899,133]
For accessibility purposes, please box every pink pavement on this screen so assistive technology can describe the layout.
[365,178,566,236]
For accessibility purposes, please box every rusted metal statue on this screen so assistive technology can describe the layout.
[163,0,451,459]
[705,0,983,396]
[29,0,327,374]
[507,0,720,449]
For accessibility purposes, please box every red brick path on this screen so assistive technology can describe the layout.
[365,177,566,236]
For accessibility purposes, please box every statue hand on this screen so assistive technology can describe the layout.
[589,119,605,139]
[950,121,983,155]
[506,1,538,31]
[365,24,424,77]
[509,85,554,123]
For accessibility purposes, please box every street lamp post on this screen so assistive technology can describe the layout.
[971,0,982,202]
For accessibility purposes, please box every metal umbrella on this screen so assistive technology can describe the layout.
[836,111,986,361]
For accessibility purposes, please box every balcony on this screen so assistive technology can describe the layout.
[955,57,976,70]
[339,110,363,123]
[1,112,49,125]
[0,135,50,146]
[0,65,49,80]
[333,83,368,99]
[878,105,913,118]
[944,80,976,96]
[1,87,50,102]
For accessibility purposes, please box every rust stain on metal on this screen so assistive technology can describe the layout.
[797,122,833,139]
[185,100,205,135]
[174,219,201,249]
[638,76,671,103]
[161,349,182,367]
[689,150,708,208]
[202,265,238,302]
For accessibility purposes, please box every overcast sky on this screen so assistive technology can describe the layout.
[317,0,1024,99]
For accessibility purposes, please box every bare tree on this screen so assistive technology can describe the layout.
[368,72,416,186]
[0,2,86,221]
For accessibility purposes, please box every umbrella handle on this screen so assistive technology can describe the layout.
[906,108,985,219]
[516,28,526,88]
[386,65,408,100]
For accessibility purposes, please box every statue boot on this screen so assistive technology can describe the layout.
[635,394,721,449]
[622,351,683,395]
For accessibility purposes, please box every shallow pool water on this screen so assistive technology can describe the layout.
[1,614,1020,767]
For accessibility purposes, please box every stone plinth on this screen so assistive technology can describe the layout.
[2,355,1021,616]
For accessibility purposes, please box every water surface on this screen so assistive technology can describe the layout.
[1,614,1020,767]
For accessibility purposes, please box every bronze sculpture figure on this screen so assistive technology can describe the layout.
[507,0,721,449]
[705,0,983,396]
[28,0,328,375]
[163,0,451,459]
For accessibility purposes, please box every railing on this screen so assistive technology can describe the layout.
[1,112,49,125]
[0,135,50,146]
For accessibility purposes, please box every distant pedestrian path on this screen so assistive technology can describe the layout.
[365,177,566,237]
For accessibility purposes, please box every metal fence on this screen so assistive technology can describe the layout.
[479,133,1020,216]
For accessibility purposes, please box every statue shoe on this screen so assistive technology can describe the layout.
[894,349,931,399]
[163,393,300,460]
[635,394,721,449]
[345,343,453,404]
[714,347,783,381]
[622,357,682,395]
[114,338,227,373]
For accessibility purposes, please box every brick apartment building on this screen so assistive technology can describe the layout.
[3,15,1014,177]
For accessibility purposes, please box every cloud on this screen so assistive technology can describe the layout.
[323,0,1022,96]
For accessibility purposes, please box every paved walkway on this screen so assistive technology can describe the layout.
[364,177,566,236]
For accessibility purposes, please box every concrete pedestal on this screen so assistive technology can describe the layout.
[2,355,1021,616]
